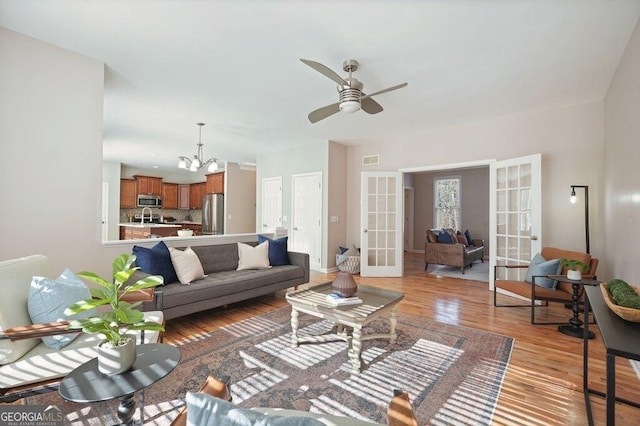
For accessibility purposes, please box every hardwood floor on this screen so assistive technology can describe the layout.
[164,252,640,425]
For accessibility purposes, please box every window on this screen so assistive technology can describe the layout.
[434,176,461,229]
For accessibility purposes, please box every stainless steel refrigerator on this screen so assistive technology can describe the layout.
[202,193,224,235]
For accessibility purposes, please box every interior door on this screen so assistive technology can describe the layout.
[261,177,282,232]
[291,172,322,271]
[489,154,542,291]
[360,172,404,277]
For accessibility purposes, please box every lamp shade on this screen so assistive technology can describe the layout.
[331,271,358,297]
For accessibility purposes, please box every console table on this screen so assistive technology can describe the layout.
[583,285,640,426]
[59,343,181,425]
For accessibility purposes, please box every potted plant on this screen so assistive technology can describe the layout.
[64,254,165,375]
[562,258,589,281]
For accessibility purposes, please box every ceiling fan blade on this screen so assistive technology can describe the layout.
[308,102,341,123]
[300,59,347,86]
[361,97,384,114]
[360,82,408,101]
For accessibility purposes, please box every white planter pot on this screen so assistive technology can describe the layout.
[567,270,582,281]
[97,335,137,375]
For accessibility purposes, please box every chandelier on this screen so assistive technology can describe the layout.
[178,122,219,172]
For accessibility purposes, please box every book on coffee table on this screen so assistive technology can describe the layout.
[325,293,363,306]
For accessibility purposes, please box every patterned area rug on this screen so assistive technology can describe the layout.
[26,307,513,425]
[426,260,490,282]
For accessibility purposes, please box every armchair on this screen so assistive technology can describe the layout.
[493,247,598,324]
[0,254,163,403]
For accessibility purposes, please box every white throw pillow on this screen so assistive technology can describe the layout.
[237,241,271,271]
[169,247,206,284]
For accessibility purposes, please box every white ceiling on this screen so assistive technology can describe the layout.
[1,0,639,172]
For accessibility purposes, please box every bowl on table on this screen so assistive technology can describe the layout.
[177,229,194,237]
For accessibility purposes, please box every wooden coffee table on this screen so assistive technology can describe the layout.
[286,283,404,373]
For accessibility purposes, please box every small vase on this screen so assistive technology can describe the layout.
[331,271,358,297]
[567,270,582,281]
[97,335,137,375]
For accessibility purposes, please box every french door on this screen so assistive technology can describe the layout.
[489,154,542,291]
[360,171,403,277]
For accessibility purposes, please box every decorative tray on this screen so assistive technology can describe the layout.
[600,283,640,322]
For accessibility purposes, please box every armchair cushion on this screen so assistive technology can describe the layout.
[27,269,96,350]
[437,231,455,244]
[464,229,473,246]
[524,253,562,289]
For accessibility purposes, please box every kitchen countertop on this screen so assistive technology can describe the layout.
[119,223,182,228]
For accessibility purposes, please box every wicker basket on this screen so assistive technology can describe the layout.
[600,283,640,322]
[336,254,360,274]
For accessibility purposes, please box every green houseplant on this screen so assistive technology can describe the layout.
[64,254,165,374]
[562,258,589,280]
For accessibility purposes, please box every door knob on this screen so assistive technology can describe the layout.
[530,235,538,241]
[363,229,368,233]
[293,227,299,230]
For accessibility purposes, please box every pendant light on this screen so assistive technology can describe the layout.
[178,122,219,172]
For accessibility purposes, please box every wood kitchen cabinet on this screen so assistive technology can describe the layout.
[135,175,163,196]
[189,182,205,209]
[178,184,190,210]
[162,183,178,209]
[120,179,137,208]
[205,172,225,194]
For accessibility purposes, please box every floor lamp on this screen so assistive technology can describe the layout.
[570,185,589,254]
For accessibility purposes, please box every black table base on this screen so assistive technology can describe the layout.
[558,323,595,339]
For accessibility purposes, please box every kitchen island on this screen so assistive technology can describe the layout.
[119,223,182,240]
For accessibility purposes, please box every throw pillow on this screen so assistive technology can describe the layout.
[426,229,438,243]
[524,253,562,288]
[237,241,271,270]
[185,392,324,426]
[464,229,473,246]
[169,247,206,285]
[28,269,97,350]
[437,231,454,244]
[455,234,468,246]
[257,235,290,266]
[132,241,178,284]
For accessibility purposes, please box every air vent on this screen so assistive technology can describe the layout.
[362,154,380,166]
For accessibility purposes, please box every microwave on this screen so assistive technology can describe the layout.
[137,195,163,208]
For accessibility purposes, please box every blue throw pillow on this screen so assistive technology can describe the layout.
[185,392,324,425]
[257,235,290,266]
[524,253,562,288]
[464,229,473,245]
[132,241,178,284]
[28,269,97,349]
[437,231,454,244]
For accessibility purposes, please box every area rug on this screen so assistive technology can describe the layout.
[426,261,490,282]
[26,307,513,425]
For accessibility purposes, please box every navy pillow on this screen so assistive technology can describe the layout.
[132,241,178,284]
[437,231,454,244]
[464,229,473,245]
[257,235,290,266]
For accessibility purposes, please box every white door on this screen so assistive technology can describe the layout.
[261,177,282,232]
[291,172,322,270]
[489,154,542,291]
[360,172,404,277]
[101,182,109,241]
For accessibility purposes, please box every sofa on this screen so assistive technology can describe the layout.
[133,242,310,321]
[0,254,163,402]
[424,229,485,273]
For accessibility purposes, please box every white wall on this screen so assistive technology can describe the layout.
[0,28,111,276]
[225,162,256,234]
[345,101,605,274]
[327,142,348,268]
[102,161,122,241]
[603,18,640,283]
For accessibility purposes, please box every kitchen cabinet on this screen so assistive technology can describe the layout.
[135,175,163,196]
[120,179,137,209]
[162,183,178,209]
[189,182,205,209]
[178,184,190,210]
[205,172,225,194]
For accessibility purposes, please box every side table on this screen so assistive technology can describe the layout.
[59,343,180,425]
[546,275,600,339]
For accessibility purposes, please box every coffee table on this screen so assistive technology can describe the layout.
[286,282,404,374]
[59,343,180,425]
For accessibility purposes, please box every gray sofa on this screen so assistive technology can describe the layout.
[135,243,309,321]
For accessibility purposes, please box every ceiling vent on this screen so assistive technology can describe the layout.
[362,154,380,166]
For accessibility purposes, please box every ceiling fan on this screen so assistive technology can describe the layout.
[300,58,407,123]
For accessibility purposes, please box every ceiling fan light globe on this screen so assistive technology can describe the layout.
[340,100,360,113]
